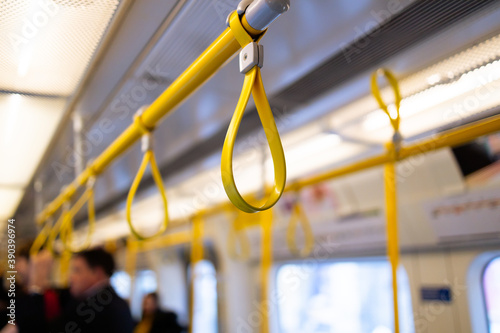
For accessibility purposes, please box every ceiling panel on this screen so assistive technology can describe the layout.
[0,0,120,95]
[0,187,24,218]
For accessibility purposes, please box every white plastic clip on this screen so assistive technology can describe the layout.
[86,160,97,189]
[392,131,403,154]
[239,42,264,74]
[86,176,96,189]
[141,133,153,152]
[134,106,154,152]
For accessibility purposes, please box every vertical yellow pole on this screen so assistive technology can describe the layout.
[189,214,204,333]
[260,208,273,333]
[371,68,402,333]
[385,143,400,333]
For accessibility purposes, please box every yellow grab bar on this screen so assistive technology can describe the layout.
[286,198,314,257]
[126,110,169,240]
[37,2,289,225]
[221,12,287,213]
[371,68,402,333]
[60,177,97,253]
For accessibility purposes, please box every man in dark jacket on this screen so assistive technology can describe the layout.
[53,248,134,333]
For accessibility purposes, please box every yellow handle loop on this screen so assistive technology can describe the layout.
[225,209,251,261]
[30,218,53,257]
[371,68,402,333]
[286,200,314,257]
[371,68,402,133]
[60,177,96,253]
[126,113,169,240]
[221,12,286,213]
[46,202,70,257]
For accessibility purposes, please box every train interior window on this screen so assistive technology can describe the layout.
[110,270,132,300]
[276,260,414,333]
[484,257,500,333]
[191,260,219,333]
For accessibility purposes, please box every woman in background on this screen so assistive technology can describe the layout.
[134,292,186,333]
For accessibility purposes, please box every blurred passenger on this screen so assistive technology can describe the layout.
[6,243,55,333]
[134,292,185,333]
[51,248,134,333]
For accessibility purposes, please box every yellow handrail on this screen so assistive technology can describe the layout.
[36,6,284,225]
[371,68,402,333]
[286,198,314,257]
[221,12,286,213]
[118,113,500,257]
[126,110,169,240]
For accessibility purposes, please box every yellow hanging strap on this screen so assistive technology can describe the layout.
[286,195,314,257]
[60,175,97,253]
[46,201,71,256]
[189,213,204,333]
[126,108,169,240]
[259,207,273,333]
[30,217,53,257]
[371,68,402,333]
[58,249,72,287]
[222,11,286,213]
[225,208,251,261]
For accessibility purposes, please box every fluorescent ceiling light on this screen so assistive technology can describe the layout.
[0,93,66,187]
[286,133,342,161]
[0,187,24,218]
[0,0,120,96]
[362,59,500,132]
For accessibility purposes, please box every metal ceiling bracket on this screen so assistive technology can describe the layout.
[227,0,290,30]
[237,0,253,15]
[244,0,290,31]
